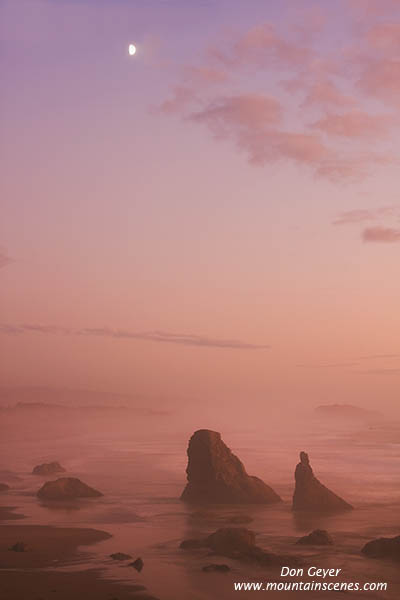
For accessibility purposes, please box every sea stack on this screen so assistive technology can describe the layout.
[293,451,353,513]
[181,429,281,504]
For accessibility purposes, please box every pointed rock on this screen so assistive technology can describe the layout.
[37,477,103,500]
[181,429,281,504]
[130,557,144,572]
[293,452,353,513]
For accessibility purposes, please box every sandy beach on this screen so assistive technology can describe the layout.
[0,521,159,600]
[0,505,25,522]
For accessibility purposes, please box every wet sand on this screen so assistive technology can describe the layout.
[0,524,159,600]
[0,505,25,521]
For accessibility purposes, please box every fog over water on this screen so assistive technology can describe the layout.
[1,401,399,599]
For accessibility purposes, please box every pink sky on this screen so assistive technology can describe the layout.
[1,0,400,413]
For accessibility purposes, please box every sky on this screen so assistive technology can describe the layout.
[1,0,400,414]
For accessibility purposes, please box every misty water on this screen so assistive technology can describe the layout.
[0,407,399,599]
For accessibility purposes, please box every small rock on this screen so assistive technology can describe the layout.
[130,557,144,572]
[33,462,66,476]
[296,529,333,545]
[37,477,102,500]
[188,527,301,566]
[227,515,253,524]
[9,542,28,552]
[0,483,10,492]
[206,527,256,555]
[179,538,205,550]
[110,552,132,561]
[202,563,231,572]
[362,535,400,560]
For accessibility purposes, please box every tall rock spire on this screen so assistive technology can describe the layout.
[293,451,353,512]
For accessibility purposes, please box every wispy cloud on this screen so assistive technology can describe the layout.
[355,368,400,375]
[0,323,269,350]
[362,226,400,243]
[311,111,393,139]
[333,206,400,225]
[297,362,359,368]
[0,247,13,269]
[357,353,400,360]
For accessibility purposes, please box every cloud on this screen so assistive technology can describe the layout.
[0,323,269,350]
[160,14,399,182]
[333,209,375,225]
[311,111,393,138]
[0,248,13,269]
[301,80,356,108]
[358,353,400,359]
[188,94,390,180]
[356,368,400,375]
[189,93,331,171]
[362,226,400,242]
[216,23,312,68]
[297,362,359,368]
[183,65,228,85]
[190,94,282,132]
[333,205,399,225]
[367,23,400,53]
[348,0,400,20]
[359,59,400,106]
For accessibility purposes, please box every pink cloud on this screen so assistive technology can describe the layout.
[333,209,375,225]
[302,80,356,107]
[188,94,391,180]
[367,23,400,53]
[161,17,400,182]
[291,5,328,42]
[311,110,393,138]
[359,59,400,105]
[183,66,228,85]
[190,94,282,133]
[362,226,400,242]
[348,0,400,19]
[333,205,399,225]
[211,23,312,68]
[190,94,336,172]
[238,128,332,169]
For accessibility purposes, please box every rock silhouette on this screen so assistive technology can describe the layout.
[206,527,256,556]
[130,557,144,571]
[9,542,28,552]
[202,564,230,572]
[181,429,281,504]
[181,527,301,566]
[37,477,103,500]
[110,552,132,561]
[362,536,400,561]
[179,538,205,549]
[296,529,333,545]
[293,452,353,513]
[33,462,66,475]
[0,482,10,492]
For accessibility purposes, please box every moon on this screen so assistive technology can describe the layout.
[128,44,137,56]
